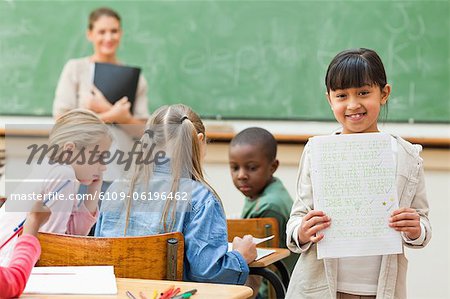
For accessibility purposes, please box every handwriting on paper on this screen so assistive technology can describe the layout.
[310,133,402,259]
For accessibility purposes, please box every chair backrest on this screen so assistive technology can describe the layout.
[36,232,184,280]
[227,218,279,248]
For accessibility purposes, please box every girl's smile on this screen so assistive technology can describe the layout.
[346,112,367,121]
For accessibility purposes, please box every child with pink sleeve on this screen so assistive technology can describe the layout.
[0,109,112,264]
[0,199,51,298]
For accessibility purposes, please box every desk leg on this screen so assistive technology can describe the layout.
[273,260,290,289]
[249,267,286,299]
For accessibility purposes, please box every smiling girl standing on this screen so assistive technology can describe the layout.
[286,48,431,299]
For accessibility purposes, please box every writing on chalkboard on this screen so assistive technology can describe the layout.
[0,1,448,122]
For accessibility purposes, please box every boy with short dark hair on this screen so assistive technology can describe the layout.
[229,127,298,298]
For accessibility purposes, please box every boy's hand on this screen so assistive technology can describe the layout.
[232,234,257,264]
[389,208,421,240]
[23,200,51,237]
[298,210,330,245]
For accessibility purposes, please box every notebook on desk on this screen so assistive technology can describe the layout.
[93,62,141,113]
[24,266,117,295]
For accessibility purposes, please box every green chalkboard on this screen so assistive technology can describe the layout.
[1,1,449,122]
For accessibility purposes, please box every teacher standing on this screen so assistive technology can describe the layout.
[53,7,149,190]
[53,7,149,123]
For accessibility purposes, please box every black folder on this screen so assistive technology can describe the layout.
[93,62,141,112]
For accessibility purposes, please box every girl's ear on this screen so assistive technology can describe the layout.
[326,92,333,110]
[381,84,391,105]
[197,133,205,143]
[63,142,75,152]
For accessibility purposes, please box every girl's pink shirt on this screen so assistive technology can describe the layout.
[0,234,40,298]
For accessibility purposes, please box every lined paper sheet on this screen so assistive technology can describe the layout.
[310,133,402,259]
[227,243,275,260]
[24,266,117,295]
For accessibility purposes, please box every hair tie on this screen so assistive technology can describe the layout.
[180,115,189,123]
[144,129,154,138]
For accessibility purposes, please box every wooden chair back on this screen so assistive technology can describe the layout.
[227,218,279,248]
[36,232,184,280]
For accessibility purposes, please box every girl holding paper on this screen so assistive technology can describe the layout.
[286,48,431,299]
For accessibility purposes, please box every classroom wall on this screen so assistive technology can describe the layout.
[203,143,450,299]
[1,134,449,298]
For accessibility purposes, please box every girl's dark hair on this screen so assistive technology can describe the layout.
[325,48,387,92]
[88,7,121,30]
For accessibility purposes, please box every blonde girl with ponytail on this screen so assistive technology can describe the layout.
[96,104,256,284]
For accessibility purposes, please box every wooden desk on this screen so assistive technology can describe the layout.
[249,248,290,268]
[22,278,253,299]
[248,248,291,299]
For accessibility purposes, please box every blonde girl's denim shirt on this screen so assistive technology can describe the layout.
[95,166,249,285]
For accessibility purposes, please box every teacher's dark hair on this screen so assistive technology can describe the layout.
[88,7,121,30]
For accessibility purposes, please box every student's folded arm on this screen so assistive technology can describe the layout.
[66,202,98,236]
[286,142,314,254]
[184,194,249,285]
